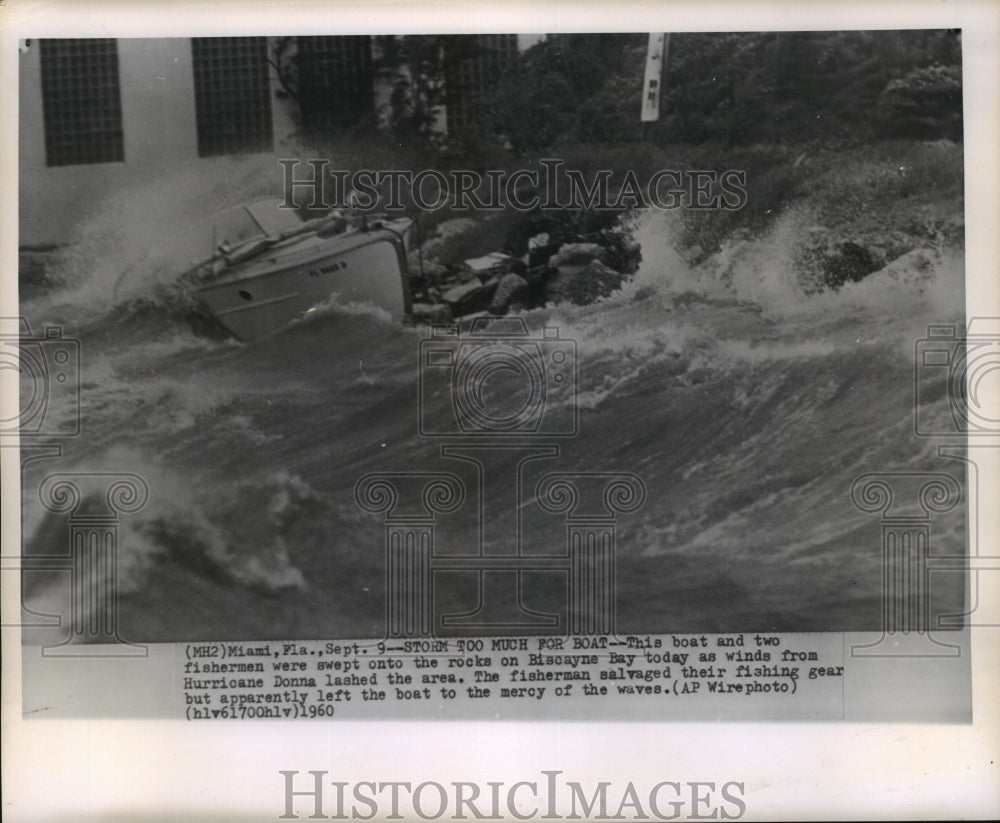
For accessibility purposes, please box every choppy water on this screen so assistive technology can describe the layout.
[19,157,967,642]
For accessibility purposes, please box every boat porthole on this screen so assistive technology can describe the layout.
[238,290,253,301]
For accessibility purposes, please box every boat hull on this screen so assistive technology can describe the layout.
[195,228,411,341]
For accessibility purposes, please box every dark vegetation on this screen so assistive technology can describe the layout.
[20,32,964,318]
[282,31,964,310]
[288,30,962,154]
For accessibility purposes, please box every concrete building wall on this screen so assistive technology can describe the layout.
[19,38,296,248]
[19,35,532,249]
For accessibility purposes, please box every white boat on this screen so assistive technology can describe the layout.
[178,198,413,341]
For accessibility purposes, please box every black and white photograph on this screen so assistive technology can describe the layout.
[14,29,972,636]
[3,0,999,820]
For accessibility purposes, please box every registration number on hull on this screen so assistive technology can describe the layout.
[307,260,348,277]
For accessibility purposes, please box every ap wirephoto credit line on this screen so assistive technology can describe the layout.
[3,6,999,822]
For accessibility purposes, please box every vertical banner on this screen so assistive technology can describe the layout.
[640,33,668,122]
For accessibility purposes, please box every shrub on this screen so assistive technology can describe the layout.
[878,64,963,140]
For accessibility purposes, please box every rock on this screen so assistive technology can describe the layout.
[872,248,939,288]
[442,277,500,316]
[527,232,560,267]
[548,242,610,268]
[682,244,705,267]
[529,244,559,267]
[407,255,449,282]
[18,249,63,300]
[821,240,880,289]
[595,231,642,274]
[489,273,530,315]
[442,280,482,304]
[420,212,528,267]
[631,285,657,303]
[685,367,710,386]
[461,252,525,280]
[546,260,628,306]
[862,244,890,270]
[411,302,453,324]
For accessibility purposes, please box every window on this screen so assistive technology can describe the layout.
[296,36,375,134]
[39,39,124,167]
[191,37,273,157]
[445,35,518,135]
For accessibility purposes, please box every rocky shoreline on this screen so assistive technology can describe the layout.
[407,212,643,323]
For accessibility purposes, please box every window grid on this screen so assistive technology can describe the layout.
[296,36,375,133]
[39,39,124,167]
[191,37,273,157]
[446,35,518,134]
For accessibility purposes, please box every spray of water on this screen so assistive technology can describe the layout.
[24,154,289,326]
